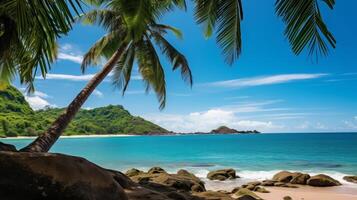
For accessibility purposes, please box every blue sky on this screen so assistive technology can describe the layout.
[15,0,357,133]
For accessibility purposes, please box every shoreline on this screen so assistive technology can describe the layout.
[0,134,137,140]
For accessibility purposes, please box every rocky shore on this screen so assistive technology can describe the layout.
[0,143,355,200]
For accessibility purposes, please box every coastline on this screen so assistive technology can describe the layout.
[0,134,137,140]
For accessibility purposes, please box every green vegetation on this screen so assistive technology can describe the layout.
[0,86,168,137]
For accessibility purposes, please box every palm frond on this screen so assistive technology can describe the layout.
[152,31,192,86]
[136,38,166,109]
[81,30,122,71]
[275,0,336,57]
[112,43,135,94]
[0,0,82,90]
[79,9,122,32]
[194,0,243,65]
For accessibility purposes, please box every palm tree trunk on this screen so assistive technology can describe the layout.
[20,46,126,152]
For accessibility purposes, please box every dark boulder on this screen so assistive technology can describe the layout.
[0,151,128,200]
[207,169,237,181]
[343,176,357,184]
[290,173,310,185]
[0,142,17,152]
[125,168,143,177]
[307,174,341,187]
[148,167,166,174]
[129,168,206,193]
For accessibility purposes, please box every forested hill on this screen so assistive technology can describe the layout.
[0,86,169,137]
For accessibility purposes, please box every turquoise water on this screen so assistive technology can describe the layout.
[2,133,357,187]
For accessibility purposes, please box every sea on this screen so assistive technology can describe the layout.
[2,133,357,190]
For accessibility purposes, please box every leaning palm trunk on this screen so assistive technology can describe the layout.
[21,47,125,152]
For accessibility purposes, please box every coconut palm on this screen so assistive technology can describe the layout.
[193,0,336,64]
[21,0,336,152]
[0,0,82,91]
[21,0,191,152]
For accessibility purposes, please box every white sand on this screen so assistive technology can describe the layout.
[258,186,357,200]
[1,134,136,140]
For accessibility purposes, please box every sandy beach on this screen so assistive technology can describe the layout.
[0,134,136,140]
[258,185,357,200]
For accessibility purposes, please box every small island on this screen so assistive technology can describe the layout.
[192,126,260,135]
[211,126,260,134]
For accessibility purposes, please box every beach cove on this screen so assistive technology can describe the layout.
[2,133,357,199]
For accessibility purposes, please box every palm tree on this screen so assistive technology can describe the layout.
[0,0,82,91]
[193,0,336,64]
[21,0,191,152]
[21,0,336,152]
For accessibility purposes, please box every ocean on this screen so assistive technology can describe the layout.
[2,133,357,190]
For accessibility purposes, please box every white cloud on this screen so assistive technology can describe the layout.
[296,121,328,130]
[36,72,142,82]
[36,73,95,81]
[23,90,56,110]
[354,116,357,121]
[57,43,83,64]
[144,108,282,133]
[204,73,328,88]
[33,91,50,98]
[343,121,357,129]
[25,96,53,110]
[93,89,103,97]
[58,52,83,64]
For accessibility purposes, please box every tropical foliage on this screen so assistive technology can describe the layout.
[193,0,336,64]
[0,0,82,90]
[80,0,191,108]
[0,86,168,137]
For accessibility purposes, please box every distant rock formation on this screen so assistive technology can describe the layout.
[210,126,260,134]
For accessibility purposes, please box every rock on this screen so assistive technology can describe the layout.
[343,176,357,184]
[272,171,296,183]
[148,167,166,174]
[254,187,270,193]
[125,168,143,177]
[233,188,263,200]
[246,181,261,186]
[307,174,341,187]
[0,151,128,200]
[261,180,276,186]
[283,196,293,200]
[290,173,310,185]
[245,184,256,190]
[194,191,234,200]
[274,182,286,187]
[130,168,205,192]
[207,169,237,181]
[231,187,241,194]
[0,142,17,152]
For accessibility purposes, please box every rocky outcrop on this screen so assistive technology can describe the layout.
[290,173,310,185]
[272,171,310,185]
[307,174,341,187]
[128,167,206,193]
[344,176,357,184]
[207,169,237,181]
[125,168,143,177]
[0,142,17,152]
[0,151,128,200]
[2,151,249,200]
[270,171,341,187]
[232,188,263,200]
